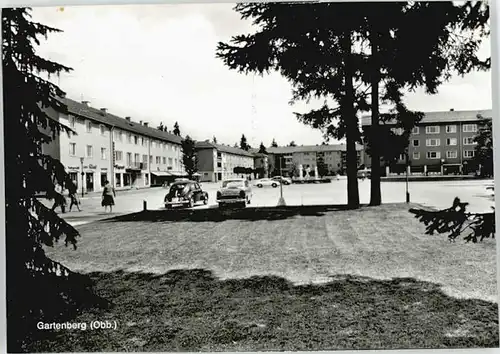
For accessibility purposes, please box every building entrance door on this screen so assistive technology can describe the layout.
[86,172,94,192]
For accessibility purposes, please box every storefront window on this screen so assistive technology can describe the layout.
[115,173,121,187]
[123,174,131,186]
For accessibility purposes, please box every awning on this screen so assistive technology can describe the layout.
[151,171,172,177]
[169,171,186,177]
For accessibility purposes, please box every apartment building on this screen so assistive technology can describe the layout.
[42,97,184,193]
[195,141,255,182]
[266,144,365,176]
[360,109,492,175]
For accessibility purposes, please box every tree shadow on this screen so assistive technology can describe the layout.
[105,204,364,223]
[24,269,499,352]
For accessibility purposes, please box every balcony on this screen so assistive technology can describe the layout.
[127,162,148,170]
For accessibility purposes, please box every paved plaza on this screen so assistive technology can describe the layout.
[59,178,494,227]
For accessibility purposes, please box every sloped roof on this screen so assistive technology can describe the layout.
[360,109,492,126]
[195,141,254,157]
[267,144,363,154]
[62,97,183,144]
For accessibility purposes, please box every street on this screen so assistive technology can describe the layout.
[60,178,495,227]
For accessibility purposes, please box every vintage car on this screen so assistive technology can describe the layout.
[254,178,280,188]
[164,180,208,209]
[271,176,292,185]
[216,179,252,208]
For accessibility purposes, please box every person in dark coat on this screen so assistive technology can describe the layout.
[68,186,81,212]
[101,180,116,212]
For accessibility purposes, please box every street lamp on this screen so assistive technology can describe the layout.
[405,150,410,203]
[80,157,85,198]
[277,156,286,206]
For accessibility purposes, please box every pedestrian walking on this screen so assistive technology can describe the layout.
[68,187,81,212]
[101,180,116,213]
[51,183,67,213]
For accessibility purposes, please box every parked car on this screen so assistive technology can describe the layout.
[271,176,292,185]
[217,179,252,208]
[164,180,208,209]
[254,178,280,188]
[357,168,371,179]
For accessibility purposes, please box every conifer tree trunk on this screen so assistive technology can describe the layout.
[341,31,360,209]
[369,29,382,206]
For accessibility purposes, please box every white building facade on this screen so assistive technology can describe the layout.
[43,98,185,194]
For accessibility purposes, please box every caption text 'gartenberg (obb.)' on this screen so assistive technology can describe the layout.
[37,320,118,331]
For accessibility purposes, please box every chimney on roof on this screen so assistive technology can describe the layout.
[100,108,107,113]
[139,120,143,125]
[450,108,455,111]
[125,117,131,122]
[143,122,149,127]
[82,101,89,106]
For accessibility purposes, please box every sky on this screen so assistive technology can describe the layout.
[32,3,492,147]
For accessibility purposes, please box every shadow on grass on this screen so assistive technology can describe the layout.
[27,269,499,352]
[105,204,365,223]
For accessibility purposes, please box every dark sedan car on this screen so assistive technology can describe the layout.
[164,180,208,209]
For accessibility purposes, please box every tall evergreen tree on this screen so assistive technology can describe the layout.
[288,141,297,147]
[173,121,181,136]
[3,8,102,351]
[258,141,267,154]
[157,122,165,131]
[474,114,493,177]
[240,134,249,151]
[181,135,198,178]
[217,3,366,208]
[361,2,489,206]
[271,138,278,148]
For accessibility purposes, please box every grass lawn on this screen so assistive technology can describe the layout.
[36,203,498,351]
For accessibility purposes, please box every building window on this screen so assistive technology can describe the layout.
[162,157,167,164]
[425,126,440,134]
[100,173,108,187]
[446,125,457,133]
[126,153,132,165]
[86,145,93,158]
[142,154,148,163]
[217,162,222,168]
[100,124,105,135]
[446,138,457,146]
[447,150,458,159]
[412,139,419,147]
[86,120,92,133]
[156,156,161,164]
[412,127,419,134]
[426,138,440,147]
[174,158,178,168]
[101,147,107,160]
[115,173,121,187]
[463,137,476,145]
[427,151,441,159]
[69,115,76,128]
[464,150,475,158]
[127,133,132,143]
[145,174,149,185]
[134,136,138,145]
[115,150,123,162]
[114,130,123,142]
[69,143,76,156]
[391,127,403,135]
[412,151,420,160]
[399,153,406,160]
[149,155,153,164]
[163,143,166,150]
[463,124,477,133]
